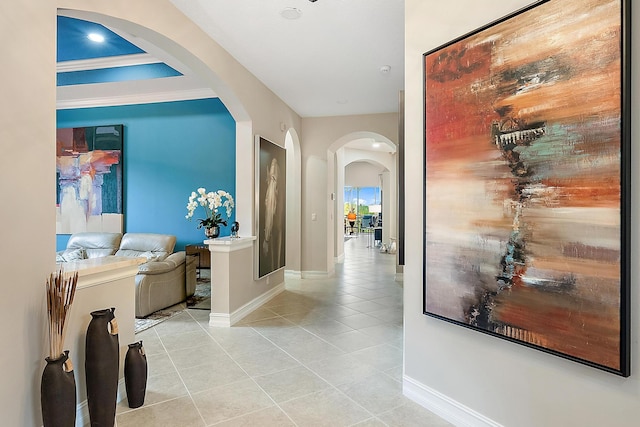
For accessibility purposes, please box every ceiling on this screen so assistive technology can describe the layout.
[57,0,404,118]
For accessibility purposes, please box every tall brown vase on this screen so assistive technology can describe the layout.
[41,350,76,427]
[85,307,119,427]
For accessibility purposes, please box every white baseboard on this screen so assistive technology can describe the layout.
[210,281,286,327]
[209,312,232,327]
[403,375,502,427]
[285,270,302,279]
[301,270,334,279]
[334,253,345,263]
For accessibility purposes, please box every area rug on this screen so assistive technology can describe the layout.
[187,279,211,310]
[134,274,210,333]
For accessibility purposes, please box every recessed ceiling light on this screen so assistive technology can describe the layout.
[280,7,302,20]
[87,33,105,43]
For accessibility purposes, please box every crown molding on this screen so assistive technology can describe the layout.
[57,76,217,109]
[57,53,160,72]
[56,88,217,109]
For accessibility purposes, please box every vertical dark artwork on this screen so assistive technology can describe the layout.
[257,136,287,278]
[423,0,630,376]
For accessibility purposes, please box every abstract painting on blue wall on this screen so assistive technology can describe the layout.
[56,125,124,234]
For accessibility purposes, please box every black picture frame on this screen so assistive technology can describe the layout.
[255,135,287,279]
[422,0,630,376]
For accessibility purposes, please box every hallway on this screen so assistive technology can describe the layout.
[116,236,451,426]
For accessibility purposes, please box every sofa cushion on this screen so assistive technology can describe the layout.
[66,232,122,259]
[137,252,185,274]
[115,233,176,262]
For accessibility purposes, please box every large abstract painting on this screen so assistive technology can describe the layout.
[56,125,124,234]
[256,136,286,278]
[423,0,630,376]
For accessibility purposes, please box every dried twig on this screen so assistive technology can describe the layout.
[45,268,78,359]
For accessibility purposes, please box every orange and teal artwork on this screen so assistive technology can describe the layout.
[423,0,630,376]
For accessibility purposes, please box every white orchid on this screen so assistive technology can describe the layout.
[185,188,234,229]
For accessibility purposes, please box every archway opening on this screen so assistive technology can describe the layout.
[327,132,397,269]
[55,9,256,241]
[285,128,302,276]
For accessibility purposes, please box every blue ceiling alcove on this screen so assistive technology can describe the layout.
[57,16,182,85]
[57,16,145,62]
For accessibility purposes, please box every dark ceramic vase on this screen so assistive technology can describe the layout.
[124,341,147,408]
[41,350,76,427]
[204,225,220,239]
[85,307,119,427]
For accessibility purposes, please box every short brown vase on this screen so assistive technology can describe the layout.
[124,341,148,408]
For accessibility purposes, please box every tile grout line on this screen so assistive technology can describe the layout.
[118,233,406,426]
[192,310,301,426]
[246,315,381,425]
[116,326,209,426]
[151,315,211,426]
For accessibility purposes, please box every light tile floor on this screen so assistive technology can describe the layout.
[116,235,452,426]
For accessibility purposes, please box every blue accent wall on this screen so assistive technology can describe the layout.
[57,98,236,251]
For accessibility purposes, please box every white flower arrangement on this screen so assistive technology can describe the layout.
[185,188,234,229]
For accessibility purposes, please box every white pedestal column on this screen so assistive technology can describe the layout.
[206,236,259,327]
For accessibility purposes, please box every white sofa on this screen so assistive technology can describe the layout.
[57,232,197,317]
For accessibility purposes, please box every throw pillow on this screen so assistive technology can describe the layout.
[139,251,160,262]
[56,248,86,262]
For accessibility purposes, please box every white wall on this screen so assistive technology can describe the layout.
[404,1,640,426]
[285,129,302,274]
[0,1,56,425]
[345,161,385,187]
[381,169,394,246]
[1,0,306,422]
[335,149,346,262]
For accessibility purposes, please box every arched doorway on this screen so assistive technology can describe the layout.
[327,132,397,269]
[285,128,302,276]
[56,8,258,231]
